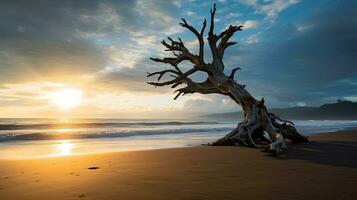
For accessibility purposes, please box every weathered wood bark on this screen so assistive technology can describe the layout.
[147,4,308,153]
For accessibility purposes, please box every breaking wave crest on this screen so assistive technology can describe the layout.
[0,127,231,142]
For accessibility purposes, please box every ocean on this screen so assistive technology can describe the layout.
[0,118,356,159]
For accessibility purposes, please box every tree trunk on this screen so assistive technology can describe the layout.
[210,79,308,153]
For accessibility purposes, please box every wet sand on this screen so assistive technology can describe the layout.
[0,130,356,200]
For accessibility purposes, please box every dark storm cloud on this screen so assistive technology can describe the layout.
[0,0,179,83]
[224,0,357,106]
[0,0,104,82]
[0,0,146,42]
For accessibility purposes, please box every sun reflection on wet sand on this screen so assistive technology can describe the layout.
[56,140,74,156]
[0,133,224,159]
[56,128,71,133]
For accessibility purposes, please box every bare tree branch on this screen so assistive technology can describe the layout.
[207,3,219,63]
[209,3,216,37]
[179,18,206,65]
[217,25,242,57]
[146,69,179,81]
[147,64,207,87]
[173,80,220,100]
[268,112,295,126]
[228,67,241,80]
[200,19,206,36]
[151,36,201,65]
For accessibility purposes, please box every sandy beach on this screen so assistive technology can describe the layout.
[1,130,356,200]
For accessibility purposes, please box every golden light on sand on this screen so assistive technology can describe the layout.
[57,140,74,156]
[51,88,83,110]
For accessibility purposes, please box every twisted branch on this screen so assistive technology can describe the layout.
[228,67,241,80]
[268,112,295,126]
[151,36,200,65]
[148,3,244,99]
[208,3,219,62]
[217,25,242,57]
[179,18,206,65]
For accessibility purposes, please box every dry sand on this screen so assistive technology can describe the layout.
[1,130,356,200]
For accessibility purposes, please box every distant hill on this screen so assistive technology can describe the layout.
[200,100,357,120]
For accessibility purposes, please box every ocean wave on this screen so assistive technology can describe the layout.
[0,127,231,142]
[0,121,219,131]
[1,119,356,143]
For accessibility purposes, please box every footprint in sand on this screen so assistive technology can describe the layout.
[69,172,80,176]
[78,194,85,198]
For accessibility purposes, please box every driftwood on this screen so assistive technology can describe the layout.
[147,4,307,153]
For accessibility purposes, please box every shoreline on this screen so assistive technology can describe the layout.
[1,127,356,160]
[1,130,357,199]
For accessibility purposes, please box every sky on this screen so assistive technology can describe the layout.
[0,0,356,118]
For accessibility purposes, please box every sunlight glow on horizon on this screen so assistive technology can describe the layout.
[50,88,83,110]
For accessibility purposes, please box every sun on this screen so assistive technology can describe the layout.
[51,88,83,110]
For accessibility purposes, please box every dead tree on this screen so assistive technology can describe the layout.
[147,4,308,153]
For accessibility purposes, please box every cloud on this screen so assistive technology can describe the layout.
[0,0,180,82]
[240,0,299,20]
[182,94,240,114]
[224,0,357,106]
[242,20,259,29]
[0,40,106,84]
[1,0,356,117]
